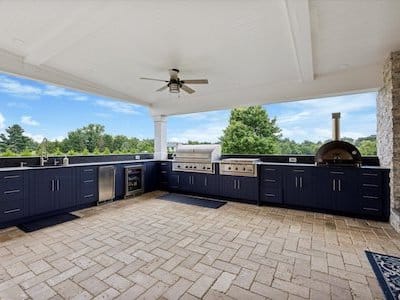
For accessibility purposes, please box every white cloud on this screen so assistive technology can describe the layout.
[0,76,41,96]
[24,132,45,143]
[95,100,139,115]
[21,115,39,126]
[0,112,5,129]
[43,85,88,101]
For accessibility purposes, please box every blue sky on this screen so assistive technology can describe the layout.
[0,73,376,143]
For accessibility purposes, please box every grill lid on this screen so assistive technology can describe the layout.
[174,144,221,162]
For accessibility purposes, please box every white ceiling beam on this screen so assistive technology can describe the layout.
[150,63,381,116]
[0,48,150,107]
[23,2,115,65]
[283,0,314,82]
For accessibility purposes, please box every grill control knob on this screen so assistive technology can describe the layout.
[228,167,231,170]
[203,166,206,169]
[194,166,197,169]
[235,167,238,170]
[177,165,181,168]
[243,167,246,171]
[185,166,188,168]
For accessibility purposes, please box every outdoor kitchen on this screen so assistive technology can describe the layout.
[0,1,400,300]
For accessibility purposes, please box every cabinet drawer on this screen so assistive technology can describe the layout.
[81,167,97,180]
[81,181,97,193]
[0,199,24,222]
[361,195,382,210]
[260,177,280,188]
[1,188,23,202]
[260,187,282,204]
[360,171,381,185]
[0,172,24,191]
[261,166,282,178]
[361,185,382,197]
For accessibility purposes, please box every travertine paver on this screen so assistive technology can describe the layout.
[1,190,400,299]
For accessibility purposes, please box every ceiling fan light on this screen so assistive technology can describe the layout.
[169,83,180,93]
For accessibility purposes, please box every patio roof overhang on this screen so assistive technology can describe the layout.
[0,0,399,116]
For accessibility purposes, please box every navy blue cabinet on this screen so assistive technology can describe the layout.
[159,162,170,190]
[285,167,315,207]
[259,166,284,204]
[30,168,74,215]
[359,169,388,218]
[76,166,98,205]
[0,171,26,224]
[221,175,259,203]
[144,162,158,193]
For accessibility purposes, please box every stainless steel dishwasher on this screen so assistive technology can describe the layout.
[98,166,116,204]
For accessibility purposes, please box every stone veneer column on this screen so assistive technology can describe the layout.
[377,50,400,231]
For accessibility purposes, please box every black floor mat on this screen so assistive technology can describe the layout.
[17,213,80,233]
[158,193,226,209]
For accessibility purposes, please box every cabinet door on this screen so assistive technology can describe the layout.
[203,174,219,196]
[330,170,358,213]
[220,176,237,199]
[168,173,182,190]
[55,168,75,209]
[285,168,314,207]
[237,177,259,202]
[31,169,57,215]
[159,162,170,190]
[144,162,158,193]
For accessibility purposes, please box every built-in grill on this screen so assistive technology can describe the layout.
[172,144,221,174]
[315,112,362,167]
[219,158,260,177]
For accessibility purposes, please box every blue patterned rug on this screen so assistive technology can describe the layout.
[366,251,400,300]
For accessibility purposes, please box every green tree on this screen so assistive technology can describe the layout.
[0,124,36,153]
[358,140,377,155]
[220,106,281,154]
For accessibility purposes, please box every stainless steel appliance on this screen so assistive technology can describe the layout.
[98,166,116,204]
[219,158,260,177]
[125,165,144,198]
[315,113,362,167]
[172,144,221,174]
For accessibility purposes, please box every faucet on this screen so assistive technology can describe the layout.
[20,162,27,168]
[54,159,60,166]
[40,155,48,166]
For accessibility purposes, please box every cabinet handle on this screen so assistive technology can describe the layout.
[363,195,379,199]
[295,176,298,188]
[84,180,94,183]
[363,207,379,211]
[83,169,93,172]
[338,179,341,192]
[4,208,20,214]
[264,168,276,171]
[4,175,20,179]
[205,177,207,186]
[237,180,240,189]
[332,179,336,191]
[363,183,378,188]
[265,179,275,183]
[330,171,344,175]
[177,175,180,184]
[84,194,94,198]
[362,173,378,177]
[51,180,55,192]
[161,171,167,174]
[300,177,303,188]
[233,179,237,189]
[4,189,20,194]
[56,180,60,191]
[293,169,304,173]
[264,193,275,197]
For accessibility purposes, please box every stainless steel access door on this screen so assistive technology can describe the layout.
[98,166,115,203]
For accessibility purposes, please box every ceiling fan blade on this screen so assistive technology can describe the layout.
[181,79,208,84]
[181,84,195,94]
[140,77,168,82]
[156,85,169,92]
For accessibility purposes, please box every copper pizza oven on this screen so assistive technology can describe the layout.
[315,113,362,167]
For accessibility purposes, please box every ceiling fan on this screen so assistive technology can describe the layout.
[140,69,208,94]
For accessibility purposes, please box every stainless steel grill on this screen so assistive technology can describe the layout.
[219,158,260,177]
[172,144,221,174]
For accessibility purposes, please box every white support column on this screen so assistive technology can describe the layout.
[153,115,168,160]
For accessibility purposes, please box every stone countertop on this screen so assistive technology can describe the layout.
[0,159,157,172]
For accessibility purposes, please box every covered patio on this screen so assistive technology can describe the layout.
[1,0,400,299]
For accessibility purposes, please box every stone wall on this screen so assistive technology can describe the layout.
[377,50,400,231]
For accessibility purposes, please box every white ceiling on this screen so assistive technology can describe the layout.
[0,0,399,116]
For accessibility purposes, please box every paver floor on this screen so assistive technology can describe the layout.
[1,191,400,300]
